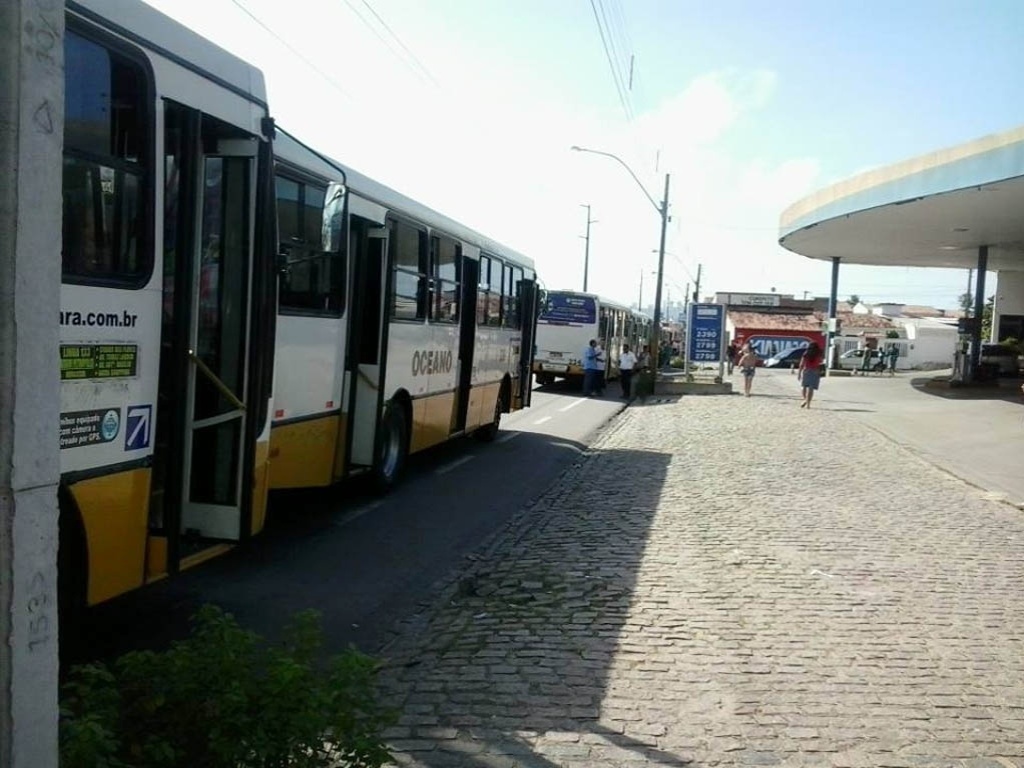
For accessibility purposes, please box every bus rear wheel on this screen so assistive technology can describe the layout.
[373,400,407,491]
[475,388,504,442]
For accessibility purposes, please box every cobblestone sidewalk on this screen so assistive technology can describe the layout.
[377,391,1024,768]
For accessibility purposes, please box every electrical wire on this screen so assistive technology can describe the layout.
[339,0,438,86]
[230,0,352,99]
[590,0,634,121]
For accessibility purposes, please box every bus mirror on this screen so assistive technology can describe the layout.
[321,182,346,252]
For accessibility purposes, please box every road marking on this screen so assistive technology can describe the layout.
[435,455,475,475]
[497,432,521,444]
[336,500,383,527]
[533,416,552,425]
[558,398,586,413]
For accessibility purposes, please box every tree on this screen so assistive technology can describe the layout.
[982,295,994,340]
[958,292,974,314]
[848,294,861,307]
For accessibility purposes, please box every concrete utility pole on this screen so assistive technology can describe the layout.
[1,2,63,765]
[580,204,596,292]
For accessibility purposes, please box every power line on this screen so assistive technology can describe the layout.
[589,0,633,121]
[230,0,352,100]
[338,0,438,86]
[358,0,439,86]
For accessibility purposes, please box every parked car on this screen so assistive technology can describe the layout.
[839,348,885,372]
[980,343,1019,376]
[763,346,807,369]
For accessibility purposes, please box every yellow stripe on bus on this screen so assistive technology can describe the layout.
[268,415,340,489]
[70,468,150,606]
[410,391,456,453]
[251,437,271,535]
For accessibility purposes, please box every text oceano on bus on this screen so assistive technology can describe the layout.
[411,349,453,376]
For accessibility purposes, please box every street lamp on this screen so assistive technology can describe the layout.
[572,145,670,369]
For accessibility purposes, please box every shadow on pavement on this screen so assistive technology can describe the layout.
[910,375,1024,403]
[377,444,698,768]
[64,430,596,669]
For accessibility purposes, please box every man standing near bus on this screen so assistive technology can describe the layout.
[583,339,601,396]
[619,343,637,399]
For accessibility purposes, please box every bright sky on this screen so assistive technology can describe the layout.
[143,0,1023,314]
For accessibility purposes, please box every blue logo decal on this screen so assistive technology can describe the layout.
[125,405,152,451]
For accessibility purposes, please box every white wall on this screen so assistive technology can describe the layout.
[902,321,957,369]
[993,271,1024,341]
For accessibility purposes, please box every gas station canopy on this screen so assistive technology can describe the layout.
[779,126,1024,272]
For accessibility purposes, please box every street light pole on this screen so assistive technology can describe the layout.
[571,145,670,375]
[651,173,670,366]
[580,204,596,292]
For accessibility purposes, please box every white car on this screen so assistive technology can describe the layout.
[839,348,885,371]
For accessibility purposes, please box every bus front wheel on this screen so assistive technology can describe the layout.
[373,400,407,491]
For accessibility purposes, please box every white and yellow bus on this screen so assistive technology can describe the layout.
[59,0,279,617]
[55,0,538,624]
[532,290,649,385]
[268,130,538,492]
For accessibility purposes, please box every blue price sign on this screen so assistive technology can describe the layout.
[688,303,724,362]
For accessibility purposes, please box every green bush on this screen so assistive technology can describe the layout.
[60,606,396,768]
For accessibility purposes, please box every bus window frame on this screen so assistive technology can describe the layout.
[429,232,461,325]
[62,20,156,290]
[274,168,347,318]
[388,216,429,324]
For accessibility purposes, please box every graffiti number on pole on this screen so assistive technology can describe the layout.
[26,570,52,652]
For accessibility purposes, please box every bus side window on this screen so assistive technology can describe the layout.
[432,234,460,323]
[477,255,491,326]
[62,30,148,285]
[485,258,502,327]
[276,176,344,315]
[506,265,523,329]
[390,218,427,321]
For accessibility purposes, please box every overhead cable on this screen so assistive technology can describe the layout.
[230,0,352,99]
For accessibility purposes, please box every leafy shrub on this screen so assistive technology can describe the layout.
[60,606,395,768]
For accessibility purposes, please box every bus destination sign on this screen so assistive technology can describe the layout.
[61,344,139,380]
[539,294,596,325]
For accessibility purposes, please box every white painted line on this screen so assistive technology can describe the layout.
[336,500,383,527]
[497,432,521,444]
[533,416,552,425]
[435,455,475,475]
[558,398,586,413]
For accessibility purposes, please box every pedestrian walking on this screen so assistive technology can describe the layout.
[887,343,899,376]
[726,341,738,375]
[582,339,601,396]
[637,344,652,372]
[619,344,637,399]
[595,342,606,395]
[798,341,824,408]
[737,343,759,397]
[860,345,874,376]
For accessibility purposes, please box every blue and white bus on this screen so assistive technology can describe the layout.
[532,290,650,385]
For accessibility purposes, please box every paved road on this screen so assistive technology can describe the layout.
[70,384,625,664]
[378,374,1024,767]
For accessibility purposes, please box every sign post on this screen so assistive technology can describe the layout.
[687,303,725,379]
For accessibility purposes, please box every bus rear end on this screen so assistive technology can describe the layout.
[533,291,598,384]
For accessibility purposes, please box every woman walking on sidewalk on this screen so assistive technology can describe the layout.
[737,343,759,397]
[798,341,824,408]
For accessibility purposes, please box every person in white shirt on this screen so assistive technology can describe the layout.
[618,343,637,399]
